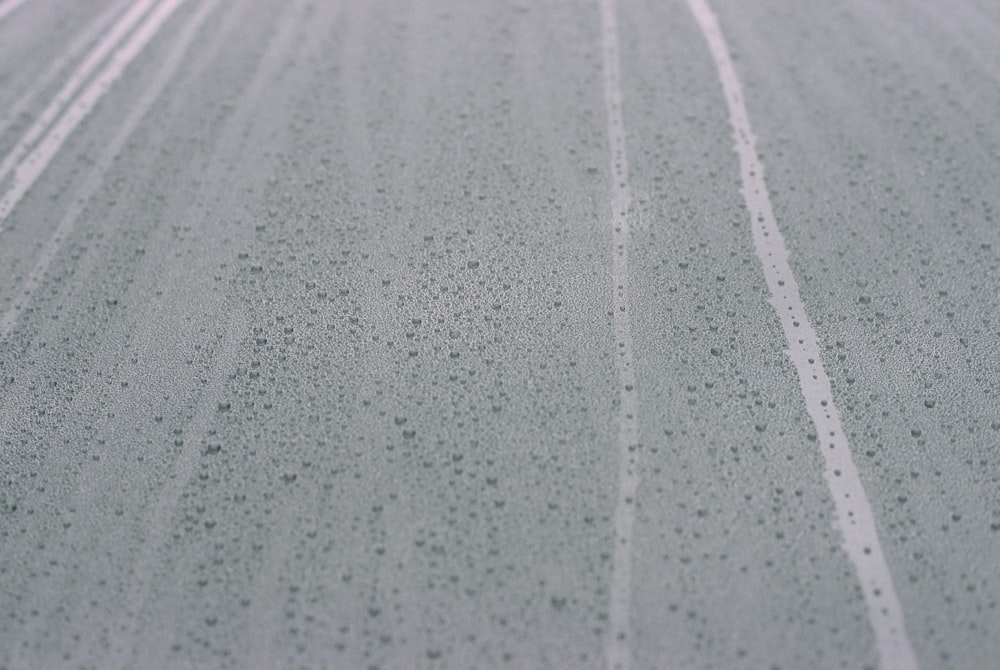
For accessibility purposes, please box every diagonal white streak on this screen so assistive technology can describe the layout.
[600,1,642,669]
[0,0,211,343]
[0,0,28,25]
[0,0,159,189]
[0,0,187,227]
[0,0,132,142]
[683,1,919,668]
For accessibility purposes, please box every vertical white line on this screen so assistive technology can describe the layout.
[682,1,919,668]
[0,0,28,25]
[600,1,641,669]
[0,0,188,228]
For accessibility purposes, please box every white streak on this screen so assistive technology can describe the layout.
[0,0,159,189]
[682,1,919,668]
[0,0,28,25]
[600,1,641,669]
[1,0,210,342]
[0,0,187,226]
[0,0,132,140]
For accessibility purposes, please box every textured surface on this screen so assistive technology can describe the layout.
[1,1,998,668]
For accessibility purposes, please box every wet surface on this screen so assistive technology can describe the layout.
[1,1,998,668]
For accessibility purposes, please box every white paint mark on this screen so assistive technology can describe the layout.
[600,1,641,669]
[1,0,211,342]
[0,0,131,140]
[682,1,919,668]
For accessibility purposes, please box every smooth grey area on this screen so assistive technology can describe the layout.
[0,0,998,669]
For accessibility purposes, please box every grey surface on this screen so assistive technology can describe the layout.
[0,0,998,668]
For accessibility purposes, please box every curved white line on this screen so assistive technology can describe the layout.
[682,1,919,668]
[600,1,641,669]
[0,0,187,228]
